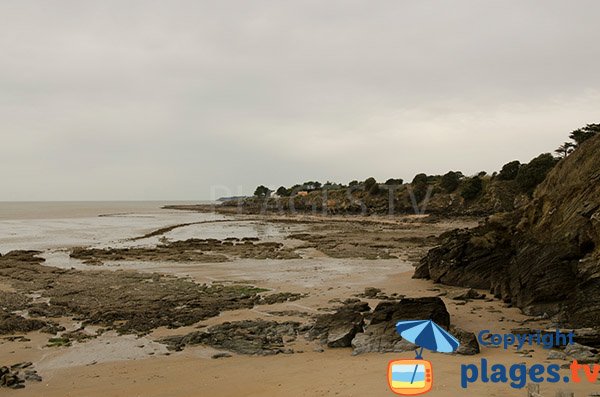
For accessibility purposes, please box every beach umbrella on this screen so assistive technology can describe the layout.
[395,319,460,384]
[396,319,460,356]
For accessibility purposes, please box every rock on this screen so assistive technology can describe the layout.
[450,289,486,301]
[10,362,32,370]
[570,328,600,348]
[351,324,417,355]
[451,327,480,355]
[23,370,42,382]
[259,292,305,305]
[363,287,381,298]
[547,350,567,360]
[415,134,600,327]
[38,322,66,335]
[159,320,300,355]
[370,297,450,328]
[564,343,599,364]
[211,352,232,359]
[0,311,48,335]
[307,304,365,348]
[351,297,450,355]
[0,362,41,389]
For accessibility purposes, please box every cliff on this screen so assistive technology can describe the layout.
[415,134,600,327]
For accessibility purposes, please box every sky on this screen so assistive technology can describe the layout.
[1,0,599,201]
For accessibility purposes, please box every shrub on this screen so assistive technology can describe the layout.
[368,182,381,195]
[384,178,403,185]
[515,153,557,194]
[411,173,428,185]
[276,186,290,197]
[460,176,483,200]
[440,171,461,193]
[254,185,271,197]
[569,123,600,145]
[364,177,377,191]
[498,160,521,181]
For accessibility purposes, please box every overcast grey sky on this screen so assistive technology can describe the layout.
[1,0,599,201]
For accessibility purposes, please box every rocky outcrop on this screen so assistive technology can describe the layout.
[451,326,480,355]
[351,297,450,355]
[415,134,600,327]
[159,320,300,355]
[307,302,368,348]
[0,362,42,389]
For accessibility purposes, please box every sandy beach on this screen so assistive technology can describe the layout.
[0,203,597,396]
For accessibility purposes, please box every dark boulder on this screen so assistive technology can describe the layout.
[307,304,366,348]
[352,297,451,355]
[451,326,480,355]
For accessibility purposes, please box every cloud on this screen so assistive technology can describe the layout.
[1,0,599,200]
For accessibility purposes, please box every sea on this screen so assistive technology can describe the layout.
[0,201,221,254]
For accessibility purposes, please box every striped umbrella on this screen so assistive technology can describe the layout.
[396,319,460,357]
[395,320,460,385]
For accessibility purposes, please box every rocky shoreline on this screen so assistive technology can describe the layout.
[415,134,600,329]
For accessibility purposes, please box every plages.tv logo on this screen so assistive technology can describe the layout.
[387,320,460,395]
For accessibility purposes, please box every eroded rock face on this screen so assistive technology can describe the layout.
[415,134,600,327]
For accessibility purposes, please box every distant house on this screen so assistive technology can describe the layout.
[296,191,309,197]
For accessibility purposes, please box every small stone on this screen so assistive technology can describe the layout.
[211,352,232,359]
[547,350,567,360]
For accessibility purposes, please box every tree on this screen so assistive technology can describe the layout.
[364,177,377,191]
[569,123,600,146]
[498,160,521,181]
[303,181,322,191]
[253,185,271,197]
[440,171,461,193]
[515,153,557,194]
[384,178,403,185]
[368,182,381,195]
[460,176,483,200]
[276,186,290,197]
[411,173,428,185]
[555,142,575,158]
[348,180,359,187]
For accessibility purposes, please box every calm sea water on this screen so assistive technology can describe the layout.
[0,201,214,253]
[0,201,208,221]
[0,201,288,255]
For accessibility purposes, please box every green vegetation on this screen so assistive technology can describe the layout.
[555,123,599,158]
[363,177,377,190]
[253,185,271,197]
[515,153,557,194]
[47,337,71,347]
[411,173,428,185]
[569,123,600,145]
[498,160,521,180]
[460,176,483,200]
[384,178,403,185]
[246,122,595,210]
[276,186,290,197]
[440,171,462,193]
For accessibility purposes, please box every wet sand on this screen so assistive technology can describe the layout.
[0,205,597,396]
